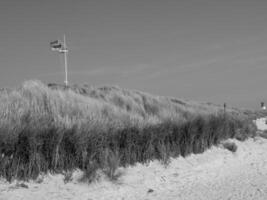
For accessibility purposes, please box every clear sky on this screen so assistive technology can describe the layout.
[1,0,267,109]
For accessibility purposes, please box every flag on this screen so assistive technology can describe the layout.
[50,40,59,46]
[50,40,68,53]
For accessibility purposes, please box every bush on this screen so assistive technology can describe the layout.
[222,141,238,152]
[63,170,73,183]
[260,130,267,139]
[79,161,100,183]
[102,149,121,181]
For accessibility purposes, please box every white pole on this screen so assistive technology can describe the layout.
[63,34,68,87]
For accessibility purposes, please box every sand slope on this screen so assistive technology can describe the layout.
[254,117,267,131]
[1,120,267,200]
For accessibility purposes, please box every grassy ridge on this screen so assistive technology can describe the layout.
[0,80,256,181]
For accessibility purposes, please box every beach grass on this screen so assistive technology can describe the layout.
[0,80,256,181]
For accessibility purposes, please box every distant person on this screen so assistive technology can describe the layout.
[261,102,266,110]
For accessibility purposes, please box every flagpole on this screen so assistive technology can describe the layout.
[63,34,68,87]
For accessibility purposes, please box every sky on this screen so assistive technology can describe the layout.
[1,0,267,109]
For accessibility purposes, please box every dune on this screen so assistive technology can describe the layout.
[254,117,267,131]
[0,119,266,200]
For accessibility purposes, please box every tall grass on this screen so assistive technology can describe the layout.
[0,80,256,181]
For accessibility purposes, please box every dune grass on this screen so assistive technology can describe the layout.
[0,80,256,181]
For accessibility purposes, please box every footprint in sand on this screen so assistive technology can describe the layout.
[172,173,179,177]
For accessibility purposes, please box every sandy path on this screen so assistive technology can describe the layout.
[1,136,267,200]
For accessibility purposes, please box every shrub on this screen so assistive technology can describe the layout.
[63,170,73,183]
[260,130,267,139]
[102,149,121,181]
[79,161,100,183]
[222,141,238,152]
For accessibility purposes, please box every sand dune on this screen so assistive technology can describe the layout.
[254,117,267,131]
[0,120,267,200]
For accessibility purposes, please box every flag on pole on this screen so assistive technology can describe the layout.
[50,35,69,86]
[50,40,68,53]
[50,40,59,46]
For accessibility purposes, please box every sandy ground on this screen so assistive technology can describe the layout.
[254,117,267,131]
[1,120,267,200]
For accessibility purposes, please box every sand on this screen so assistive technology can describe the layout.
[1,119,267,200]
[254,117,267,131]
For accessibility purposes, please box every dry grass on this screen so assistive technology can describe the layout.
[0,80,257,181]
